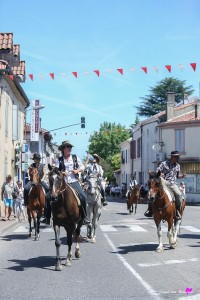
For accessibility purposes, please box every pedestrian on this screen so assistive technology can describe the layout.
[115,184,121,197]
[1,175,19,221]
[56,140,90,225]
[179,181,186,199]
[15,181,26,222]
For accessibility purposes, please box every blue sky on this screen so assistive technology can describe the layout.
[1,0,200,158]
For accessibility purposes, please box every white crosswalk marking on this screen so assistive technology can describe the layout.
[129,225,147,232]
[99,225,117,232]
[13,226,29,233]
[180,226,200,233]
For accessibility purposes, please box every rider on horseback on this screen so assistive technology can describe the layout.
[56,140,90,225]
[23,153,49,207]
[85,154,108,206]
[126,173,137,200]
[152,151,185,220]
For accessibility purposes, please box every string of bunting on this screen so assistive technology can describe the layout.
[51,129,130,136]
[6,63,198,81]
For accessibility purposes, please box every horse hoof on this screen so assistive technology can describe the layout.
[65,260,72,267]
[75,250,81,258]
[55,264,62,271]
[91,238,96,243]
[155,246,164,253]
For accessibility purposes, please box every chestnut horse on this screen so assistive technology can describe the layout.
[149,171,186,253]
[127,184,141,214]
[27,167,45,241]
[48,164,83,271]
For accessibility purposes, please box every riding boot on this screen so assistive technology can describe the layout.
[101,189,108,206]
[144,202,153,217]
[175,205,182,220]
[80,205,90,225]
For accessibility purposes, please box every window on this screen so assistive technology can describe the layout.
[175,129,184,153]
[130,140,136,159]
[137,137,141,158]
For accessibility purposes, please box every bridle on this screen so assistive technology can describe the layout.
[150,175,171,211]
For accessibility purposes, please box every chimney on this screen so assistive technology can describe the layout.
[195,102,200,119]
[166,92,175,121]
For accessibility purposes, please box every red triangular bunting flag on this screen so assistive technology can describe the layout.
[165,65,171,72]
[50,73,54,80]
[94,70,100,77]
[9,75,14,80]
[141,67,147,74]
[72,72,78,78]
[29,74,33,81]
[190,63,196,71]
[117,68,123,75]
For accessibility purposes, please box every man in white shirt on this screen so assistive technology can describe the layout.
[56,140,90,225]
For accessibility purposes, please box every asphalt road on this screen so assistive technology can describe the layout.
[0,196,200,300]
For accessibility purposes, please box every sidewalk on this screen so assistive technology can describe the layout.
[0,211,27,235]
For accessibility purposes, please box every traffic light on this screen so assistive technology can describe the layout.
[81,117,85,128]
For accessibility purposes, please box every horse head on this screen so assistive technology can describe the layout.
[48,163,65,198]
[86,175,98,195]
[29,167,40,186]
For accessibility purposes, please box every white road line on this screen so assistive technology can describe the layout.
[138,258,199,268]
[179,293,200,300]
[119,242,157,247]
[99,225,117,232]
[13,226,28,233]
[129,225,147,232]
[180,226,200,233]
[152,225,168,232]
[104,233,160,298]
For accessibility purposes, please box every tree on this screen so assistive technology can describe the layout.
[88,122,130,181]
[130,115,140,129]
[136,77,194,117]
[88,122,130,159]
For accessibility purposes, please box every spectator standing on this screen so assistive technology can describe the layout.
[15,181,26,222]
[1,175,19,221]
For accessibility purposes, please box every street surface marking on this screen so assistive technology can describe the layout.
[129,225,147,232]
[99,225,117,232]
[179,293,200,300]
[138,258,199,267]
[180,226,200,233]
[13,226,29,233]
[152,225,168,232]
[104,233,160,298]
[119,242,157,247]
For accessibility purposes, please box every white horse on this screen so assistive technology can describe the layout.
[85,175,102,243]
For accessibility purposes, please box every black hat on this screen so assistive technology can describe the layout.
[58,140,74,151]
[93,153,100,162]
[32,153,41,160]
[171,151,180,156]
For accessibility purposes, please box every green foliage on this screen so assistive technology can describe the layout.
[130,115,140,128]
[136,77,194,117]
[88,122,129,181]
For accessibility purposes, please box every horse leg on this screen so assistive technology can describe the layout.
[28,211,32,237]
[74,223,81,258]
[155,221,164,253]
[135,203,137,214]
[167,218,176,248]
[173,219,182,246]
[54,225,62,271]
[65,228,73,266]
[35,213,40,241]
[87,204,93,239]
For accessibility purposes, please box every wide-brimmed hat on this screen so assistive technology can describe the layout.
[171,151,180,156]
[93,153,100,162]
[32,153,41,160]
[58,140,74,151]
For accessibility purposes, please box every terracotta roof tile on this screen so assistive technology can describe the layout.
[13,44,20,57]
[12,61,25,75]
[0,33,13,50]
[168,111,200,122]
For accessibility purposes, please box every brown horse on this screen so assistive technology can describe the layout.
[149,170,186,253]
[127,184,141,214]
[27,167,45,241]
[48,164,83,271]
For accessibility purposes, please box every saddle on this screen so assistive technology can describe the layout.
[67,184,81,206]
[160,178,175,202]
